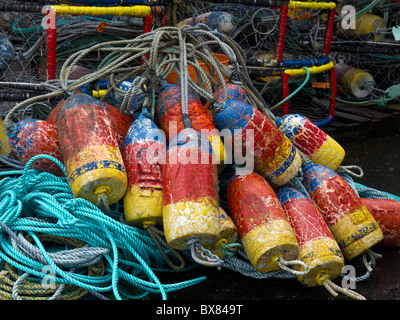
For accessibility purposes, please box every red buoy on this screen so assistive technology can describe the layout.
[57,93,127,205]
[278,185,344,287]
[361,198,400,247]
[302,162,383,260]
[8,119,63,176]
[162,128,220,251]
[227,171,299,272]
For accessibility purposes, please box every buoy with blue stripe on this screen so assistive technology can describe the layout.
[8,119,63,176]
[276,114,345,171]
[162,128,221,265]
[0,33,15,70]
[57,93,127,206]
[227,171,299,273]
[361,198,400,247]
[122,111,165,227]
[277,185,344,287]
[213,99,301,187]
[157,82,226,166]
[302,162,383,260]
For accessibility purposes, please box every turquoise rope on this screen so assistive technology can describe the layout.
[0,154,206,300]
[271,67,311,110]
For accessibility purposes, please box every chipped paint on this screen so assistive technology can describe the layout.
[278,185,344,287]
[277,114,345,171]
[361,198,400,247]
[58,93,127,205]
[302,163,383,260]
[162,129,219,250]
[214,99,301,186]
[8,119,63,176]
[123,113,165,227]
[227,172,299,272]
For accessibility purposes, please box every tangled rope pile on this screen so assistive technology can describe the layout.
[0,154,206,300]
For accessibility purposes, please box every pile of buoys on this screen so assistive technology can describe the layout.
[1,24,399,302]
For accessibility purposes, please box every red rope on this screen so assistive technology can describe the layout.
[276,4,288,61]
[282,72,290,115]
[324,8,335,56]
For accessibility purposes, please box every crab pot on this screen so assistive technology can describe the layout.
[0,33,15,71]
[361,198,400,247]
[302,162,383,260]
[208,207,239,259]
[8,119,63,176]
[162,128,220,250]
[227,172,299,273]
[214,99,301,187]
[57,93,127,205]
[278,185,344,287]
[47,96,134,149]
[177,11,237,35]
[276,114,345,171]
[157,83,225,165]
[122,112,165,227]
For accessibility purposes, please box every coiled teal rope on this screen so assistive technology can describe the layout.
[0,154,206,300]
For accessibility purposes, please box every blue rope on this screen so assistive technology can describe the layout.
[0,154,206,300]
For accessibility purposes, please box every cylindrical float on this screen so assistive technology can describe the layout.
[209,207,239,259]
[278,185,344,287]
[47,96,134,149]
[57,93,127,205]
[213,99,301,187]
[276,114,345,171]
[361,198,400,247]
[339,13,386,41]
[335,63,374,98]
[227,172,299,273]
[123,112,165,227]
[162,128,220,250]
[302,162,383,260]
[157,82,226,166]
[7,119,63,176]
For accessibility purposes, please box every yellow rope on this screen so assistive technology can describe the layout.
[288,1,336,10]
[50,5,152,17]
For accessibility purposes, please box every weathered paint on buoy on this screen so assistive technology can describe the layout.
[123,112,165,227]
[227,172,299,272]
[208,207,239,259]
[162,128,220,250]
[278,185,344,287]
[302,162,383,260]
[276,114,345,171]
[210,82,247,106]
[57,93,127,205]
[157,83,226,165]
[213,99,301,186]
[0,118,11,157]
[8,119,63,176]
[0,33,15,70]
[47,96,134,149]
[361,198,400,247]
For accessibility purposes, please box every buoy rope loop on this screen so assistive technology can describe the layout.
[186,238,223,267]
[337,165,364,179]
[322,279,366,300]
[277,257,309,276]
